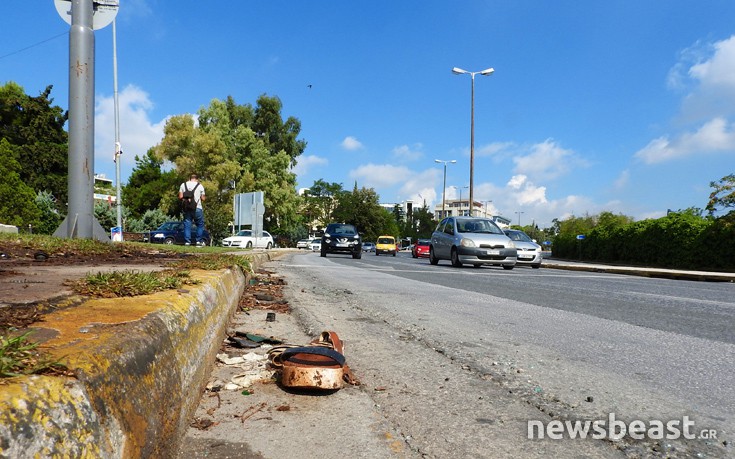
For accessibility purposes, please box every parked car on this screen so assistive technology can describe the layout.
[375,235,397,256]
[296,239,311,249]
[147,221,211,246]
[310,238,322,251]
[430,217,517,269]
[412,239,431,258]
[321,223,362,259]
[362,242,376,253]
[503,229,543,268]
[222,230,273,249]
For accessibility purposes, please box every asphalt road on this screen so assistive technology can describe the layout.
[272,250,733,458]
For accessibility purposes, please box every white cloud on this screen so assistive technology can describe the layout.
[512,139,584,181]
[349,163,413,188]
[341,136,364,151]
[94,84,166,181]
[506,174,548,206]
[392,143,423,162]
[613,170,630,190]
[689,35,735,94]
[475,141,516,161]
[292,154,328,177]
[634,117,735,164]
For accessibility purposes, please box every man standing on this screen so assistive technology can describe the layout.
[178,174,206,246]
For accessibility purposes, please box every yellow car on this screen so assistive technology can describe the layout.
[375,235,397,256]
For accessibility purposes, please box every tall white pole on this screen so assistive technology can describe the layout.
[113,18,123,238]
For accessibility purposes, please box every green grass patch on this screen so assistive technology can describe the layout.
[69,269,199,298]
[0,331,69,379]
[167,253,252,272]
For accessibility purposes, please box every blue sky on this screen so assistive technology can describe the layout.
[2,1,735,228]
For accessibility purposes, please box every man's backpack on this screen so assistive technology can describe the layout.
[181,182,200,212]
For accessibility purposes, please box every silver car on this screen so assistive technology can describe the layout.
[430,217,517,269]
[503,229,542,268]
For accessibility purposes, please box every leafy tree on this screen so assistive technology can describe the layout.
[0,83,68,210]
[303,179,343,230]
[0,139,41,228]
[34,190,62,235]
[332,184,398,241]
[125,208,169,232]
[253,94,307,167]
[706,173,735,216]
[94,201,117,231]
[122,148,179,219]
[154,96,304,242]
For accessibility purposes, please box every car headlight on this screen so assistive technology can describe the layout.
[507,241,516,249]
[460,238,475,248]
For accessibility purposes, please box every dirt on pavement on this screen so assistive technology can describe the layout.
[0,240,190,330]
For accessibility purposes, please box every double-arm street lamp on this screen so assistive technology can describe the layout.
[435,159,456,218]
[452,66,494,216]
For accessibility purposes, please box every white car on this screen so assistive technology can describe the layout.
[296,239,311,249]
[310,238,322,251]
[503,229,542,268]
[222,230,274,249]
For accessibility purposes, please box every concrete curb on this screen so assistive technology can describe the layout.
[543,260,735,282]
[0,252,275,459]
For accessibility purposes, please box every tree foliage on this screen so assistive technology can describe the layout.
[332,184,399,241]
[0,139,41,228]
[153,95,303,242]
[0,82,68,210]
[122,148,179,219]
[707,173,735,215]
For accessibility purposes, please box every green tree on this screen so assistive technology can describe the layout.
[706,173,735,216]
[155,96,304,242]
[303,179,343,230]
[0,83,68,210]
[253,94,307,167]
[122,148,179,219]
[333,184,398,241]
[0,139,41,228]
[34,190,62,235]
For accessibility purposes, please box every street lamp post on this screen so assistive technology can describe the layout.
[435,159,456,219]
[515,211,525,227]
[483,200,493,217]
[452,66,494,217]
[452,185,469,216]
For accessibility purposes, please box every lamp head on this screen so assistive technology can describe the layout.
[450,160,457,164]
[452,67,468,75]
[480,68,495,76]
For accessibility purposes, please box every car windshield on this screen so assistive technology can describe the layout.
[312,239,320,243]
[236,230,252,236]
[378,237,394,244]
[326,224,356,235]
[505,231,533,242]
[456,218,503,234]
[417,239,430,246]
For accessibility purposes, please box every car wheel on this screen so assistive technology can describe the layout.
[392,252,396,257]
[320,248,327,257]
[375,251,379,256]
[246,241,253,248]
[164,237,175,245]
[266,242,272,249]
[503,265,514,270]
[473,264,482,268]
[429,246,439,265]
[353,251,361,259]
[451,248,463,267]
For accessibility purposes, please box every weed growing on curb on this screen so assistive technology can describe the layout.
[69,269,198,297]
[0,331,69,379]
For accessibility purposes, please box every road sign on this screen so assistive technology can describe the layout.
[55,0,119,30]
[576,235,586,240]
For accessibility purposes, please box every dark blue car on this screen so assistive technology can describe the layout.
[145,221,211,246]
